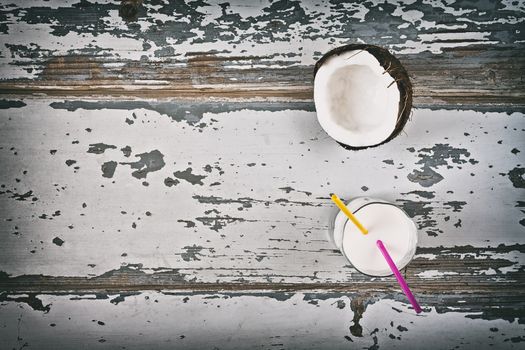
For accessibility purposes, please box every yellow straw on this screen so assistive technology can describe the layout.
[331,194,368,235]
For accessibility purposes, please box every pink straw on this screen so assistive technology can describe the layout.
[376,240,422,314]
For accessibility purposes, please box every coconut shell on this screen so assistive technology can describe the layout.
[314,44,413,150]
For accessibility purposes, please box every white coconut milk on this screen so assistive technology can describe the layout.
[332,197,417,276]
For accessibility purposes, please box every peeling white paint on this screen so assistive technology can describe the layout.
[0,103,522,279]
[416,270,459,278]
[0,0,519,80]
[501,0,525,12]
[414,253,438,260]
[0,292,522,349]
[479,268,498,275]
[397,32,499,54]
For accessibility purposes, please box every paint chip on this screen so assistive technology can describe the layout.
[52,237,64,246]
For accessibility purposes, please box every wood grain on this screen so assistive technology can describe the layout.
[0,46,523,109]
[0,1,523,108]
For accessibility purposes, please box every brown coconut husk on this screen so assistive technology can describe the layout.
[314,44,413,150]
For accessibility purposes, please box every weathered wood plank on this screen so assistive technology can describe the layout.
[0,243,524,294]
[1,291,524,349]
[0,1,523,107]
[0,100,523,293]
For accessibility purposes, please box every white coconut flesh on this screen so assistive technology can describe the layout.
[314,50,400,147]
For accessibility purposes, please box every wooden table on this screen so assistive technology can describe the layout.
[1,1,524,348]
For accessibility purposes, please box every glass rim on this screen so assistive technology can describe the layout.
[335,197,418,277]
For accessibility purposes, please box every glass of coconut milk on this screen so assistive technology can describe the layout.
[331,197,418,276]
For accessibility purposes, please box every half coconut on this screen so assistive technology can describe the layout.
[314,44,412,150]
